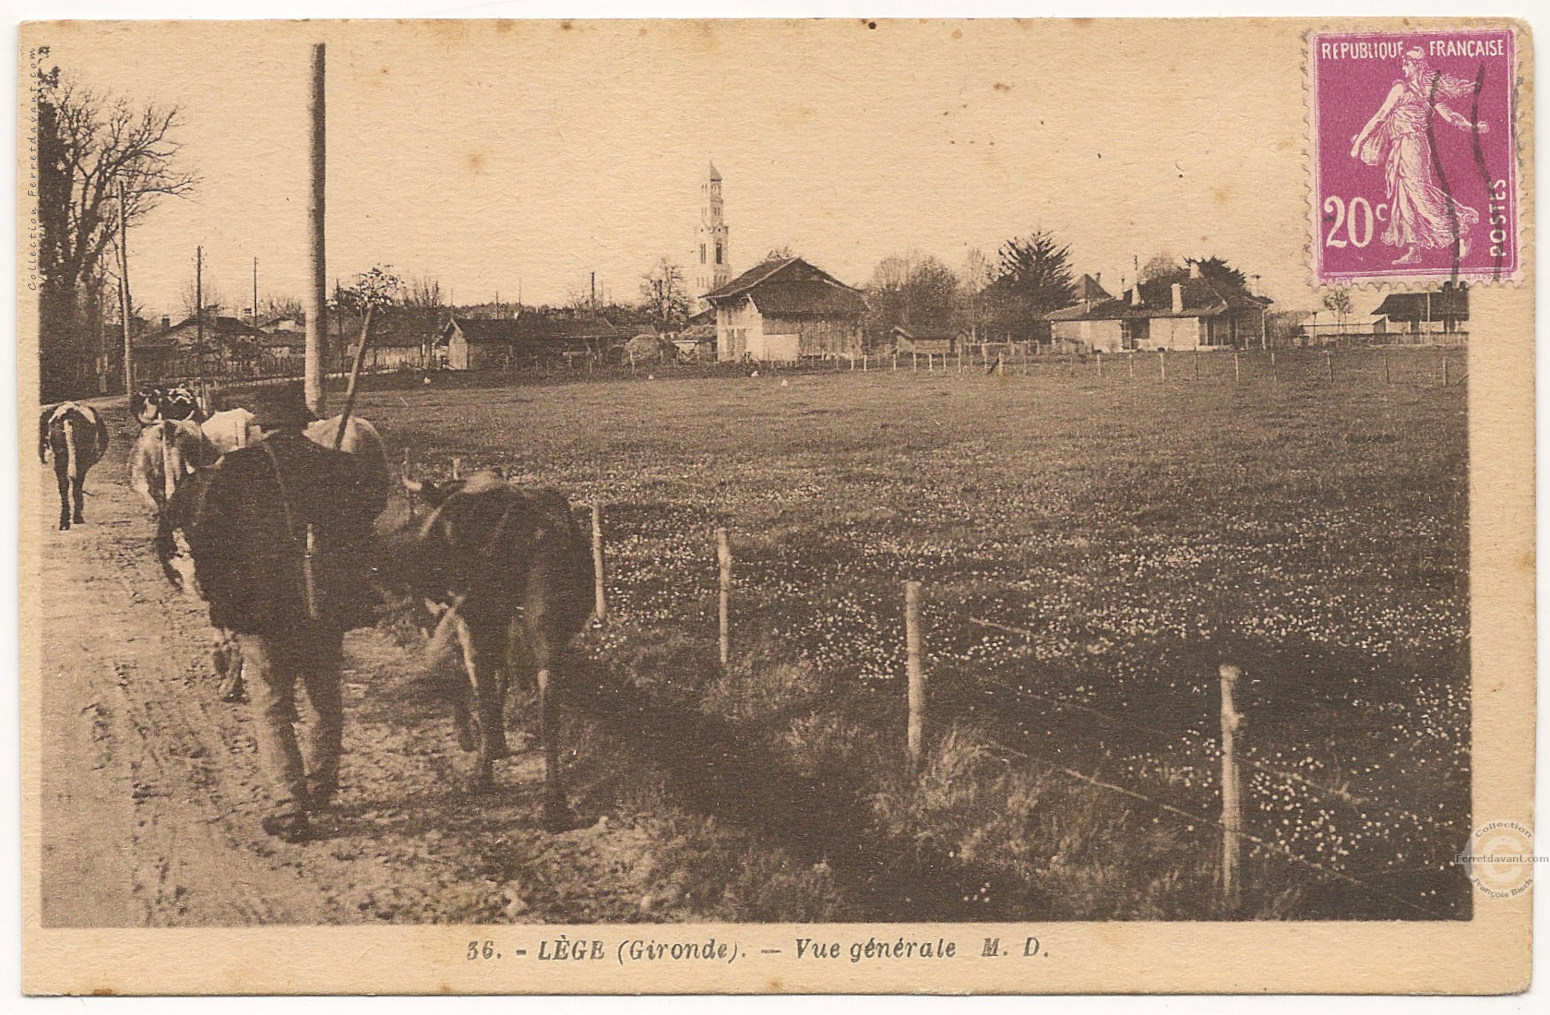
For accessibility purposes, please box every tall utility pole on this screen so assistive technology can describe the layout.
[590,271,596,309]
[252,257,259,327]
[116,180,134,394]
[305,42,327,414]
[195,245,203,379]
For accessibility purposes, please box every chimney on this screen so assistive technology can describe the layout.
[1171,283,1184,314]
[1131,281,1143,307]
[161,315,171,331]
[1189,260,1201,279]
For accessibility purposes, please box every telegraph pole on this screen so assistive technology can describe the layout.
[305,42,327,414]
[195,245,204,379]
[252,256,259,327]
[116,180,134,394]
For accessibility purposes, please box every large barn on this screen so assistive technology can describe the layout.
[703,257,866,362]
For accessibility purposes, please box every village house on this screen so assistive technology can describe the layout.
[1046,266,1271,352]
[137,312,270,379]
[1371,282,1469,343]
[704,257,867,362]
[435,314,631,370]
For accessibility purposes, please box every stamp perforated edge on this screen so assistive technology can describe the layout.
[1302,19,1534,291]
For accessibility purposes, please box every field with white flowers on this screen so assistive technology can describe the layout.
[356,346,1468,921]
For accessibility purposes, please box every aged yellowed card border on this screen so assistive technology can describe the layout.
[15,17,1535,995]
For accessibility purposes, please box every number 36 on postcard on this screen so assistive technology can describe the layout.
[1310,26,1521,284]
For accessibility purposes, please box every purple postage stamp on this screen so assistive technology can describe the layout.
[1310,27,1520,284]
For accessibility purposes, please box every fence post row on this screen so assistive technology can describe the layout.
[716,527,732,668]
[905,580,925,770]
[1219,663,1244,912]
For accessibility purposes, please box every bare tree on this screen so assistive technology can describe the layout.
[639,258,692,332]
[44,73,198,309]
[37,65,197,398]
[177,273,225,321]
[333,265,404,316]
[1322,289,1353,331]
[404,274,443,309]
[866,251,960,335]
[958,248,996,342]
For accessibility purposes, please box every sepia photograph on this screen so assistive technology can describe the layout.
[15,12,1535,995]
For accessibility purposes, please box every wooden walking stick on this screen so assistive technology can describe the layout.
[333,304,374,450]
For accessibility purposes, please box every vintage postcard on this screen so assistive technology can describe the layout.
[16,17,1534,995]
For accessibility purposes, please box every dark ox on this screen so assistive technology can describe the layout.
[38,402,110,530]
[380,472,593,828]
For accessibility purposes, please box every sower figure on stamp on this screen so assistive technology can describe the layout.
[1349,46,1490,265]
[187,383,386,843]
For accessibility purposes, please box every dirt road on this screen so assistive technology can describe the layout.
[35,409,666,927]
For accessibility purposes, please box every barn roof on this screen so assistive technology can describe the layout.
[749,282,867,318]
[1372,289,1469,321]
[704,257,865,317]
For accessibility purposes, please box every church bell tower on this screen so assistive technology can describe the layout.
[695,162,730,304]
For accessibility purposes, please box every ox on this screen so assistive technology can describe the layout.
[131,384,203,425]
[38,402,110,530]
[380,473,593,828]
[200,407,260,458]
[128,418,218,584]
[128,418,241,696]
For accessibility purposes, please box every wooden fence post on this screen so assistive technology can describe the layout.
[1159,349,1166,382]
[1270,350,1278,384]
[590,502,607,623]
[1383,351,1391,385]
[401,445,412,481]
[905,581,925,770]
[1096,351,1102,377]
[1219,663,1243,912]
[1234,353,1240,384]
[1442,356,1449,386]
[451,456,461,480]
[1326,352,1335,384]
[1128,354,1134,379]
[716,527,732,668]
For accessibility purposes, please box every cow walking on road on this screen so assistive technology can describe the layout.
[384,473,593,828]
[39,402,110,531]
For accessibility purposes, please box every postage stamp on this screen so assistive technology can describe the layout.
[1309,27,1521,284]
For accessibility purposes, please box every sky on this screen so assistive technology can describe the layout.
[34,18,1321,317]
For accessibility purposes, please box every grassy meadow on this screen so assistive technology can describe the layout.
[347,346,1469,921]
